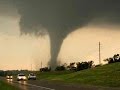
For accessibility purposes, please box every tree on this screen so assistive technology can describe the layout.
[104,57,114,64]
[113,54,120,62]
[55,65,65,71]
[104,54,120,64]
[69,62,76,71]
[76,61,94,71]
[40,67,51,72]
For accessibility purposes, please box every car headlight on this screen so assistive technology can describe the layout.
[23,77,26,79]
[18,77,21,79]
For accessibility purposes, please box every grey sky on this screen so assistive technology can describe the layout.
[0,0,120,70]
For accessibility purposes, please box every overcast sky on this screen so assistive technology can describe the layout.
[0,0,120,70]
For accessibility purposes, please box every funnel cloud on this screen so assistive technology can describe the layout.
[1,0,120,69]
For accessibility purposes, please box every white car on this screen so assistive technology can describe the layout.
[17,73,27,81]
[28,73,36,80]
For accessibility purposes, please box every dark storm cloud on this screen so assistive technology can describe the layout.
[1,0,120,69]
[0,0,17,17]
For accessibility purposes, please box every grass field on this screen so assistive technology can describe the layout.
[0,80,18,90]
[37,62,120,87]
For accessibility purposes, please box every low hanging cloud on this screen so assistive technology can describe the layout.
[1,0,120,69]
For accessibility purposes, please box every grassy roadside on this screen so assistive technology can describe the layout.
[0,80,19,90]
[37,63,120,87]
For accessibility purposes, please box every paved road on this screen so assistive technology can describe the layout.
[6,79,55,90]
[1,77,120,90]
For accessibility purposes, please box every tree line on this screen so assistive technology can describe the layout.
[40,54,120,72]
[104,54,120,63]
[40,61,94,72]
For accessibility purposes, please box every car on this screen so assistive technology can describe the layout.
[28,73,36,80]
[17,73,27,81]
[6,75,13,79]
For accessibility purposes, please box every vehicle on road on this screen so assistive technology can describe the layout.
[28,73,36,80]
[6,75,13,79]
[17,73,27,81]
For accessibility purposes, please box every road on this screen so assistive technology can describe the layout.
[1,77,120,90]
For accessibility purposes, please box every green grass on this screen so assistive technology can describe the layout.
[37,63,120,87]
[0,80,19,90]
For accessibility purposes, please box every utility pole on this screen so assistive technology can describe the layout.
[41,61,42,69]
[31,64,32,71]
[99,42,101,65]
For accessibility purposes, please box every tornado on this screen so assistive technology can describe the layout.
[1,0,120,70]
[16,0,92,69]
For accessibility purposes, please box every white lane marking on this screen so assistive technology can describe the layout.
[13,81,55,90]
[27,83,55,90]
